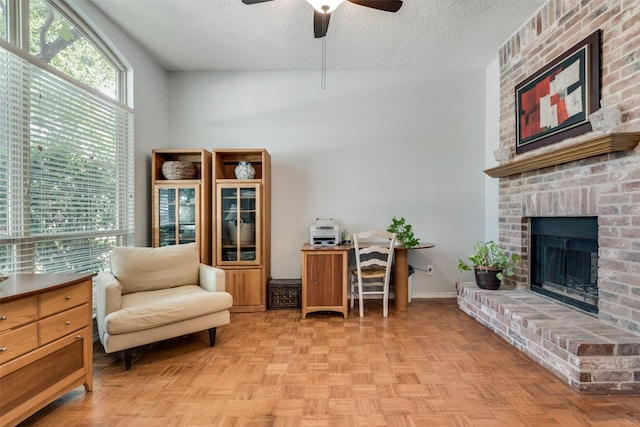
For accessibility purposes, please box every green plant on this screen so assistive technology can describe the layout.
[386,216,420,249]
[458,240,521,281]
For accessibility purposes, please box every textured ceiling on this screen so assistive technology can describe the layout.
[89,0,545,71]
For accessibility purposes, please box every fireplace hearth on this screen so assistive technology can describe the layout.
[530,217,598,313]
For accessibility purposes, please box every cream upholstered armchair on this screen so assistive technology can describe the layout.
[95,243,233,370]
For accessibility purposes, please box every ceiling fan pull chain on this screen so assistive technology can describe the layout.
[321,9,328,89]
[321,31,326,89]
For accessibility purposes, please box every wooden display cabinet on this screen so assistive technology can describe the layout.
[151,149,212,265]
[301,245,349,319]
[0,273,94,427]
[213,149,271,312]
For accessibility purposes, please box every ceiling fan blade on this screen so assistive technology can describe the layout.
[241,0,274,4]
[347,0,402,12]
[313,11,331,38]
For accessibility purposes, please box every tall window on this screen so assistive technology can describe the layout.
[0,0,133,276]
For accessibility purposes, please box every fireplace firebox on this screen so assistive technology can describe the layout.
[530,217,598,313]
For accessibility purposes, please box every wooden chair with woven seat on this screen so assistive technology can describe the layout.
[350,229,396,317]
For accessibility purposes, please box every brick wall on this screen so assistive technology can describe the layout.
[496,0,640,333]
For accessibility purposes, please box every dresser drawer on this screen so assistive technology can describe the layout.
[0,323,38,364]
[39,304,90,346]
[39,280,91,318]
[0,296,37,333]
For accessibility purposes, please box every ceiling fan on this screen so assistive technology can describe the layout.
[241,0,403,38]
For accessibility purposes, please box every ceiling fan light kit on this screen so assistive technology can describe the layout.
[241,0,403,87]
[306,0,344,13]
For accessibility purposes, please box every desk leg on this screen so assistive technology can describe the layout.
[394,248,408,311]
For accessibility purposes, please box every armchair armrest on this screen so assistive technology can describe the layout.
[199,264,226,293]
[95,271,123,333]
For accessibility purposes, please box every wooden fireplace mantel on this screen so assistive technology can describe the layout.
[484,132,640,178]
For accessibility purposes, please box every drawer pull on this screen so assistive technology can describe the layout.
[0,315,7,320]
[65,320,72,325]
[0,347,6,352]
[75,335,82,340]
[65,295,72,301]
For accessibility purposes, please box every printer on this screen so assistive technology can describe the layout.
[310,218,340,246]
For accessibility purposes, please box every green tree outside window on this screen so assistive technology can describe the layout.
[29,0,117,98]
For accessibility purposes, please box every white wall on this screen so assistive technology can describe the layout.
[169,69,487,296]
[65,3,492,296]
[70,0,170,247]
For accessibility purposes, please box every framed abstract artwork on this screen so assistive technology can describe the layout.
[515,30,601,154]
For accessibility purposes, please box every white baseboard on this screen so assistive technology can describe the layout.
[410,292,458,299]
[355,292,458,300]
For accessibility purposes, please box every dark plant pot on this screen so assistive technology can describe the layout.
[474,267,502,290]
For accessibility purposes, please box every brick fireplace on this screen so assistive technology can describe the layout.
[493,131,640,332]
[458,0,640,394]
[496,0,640,335]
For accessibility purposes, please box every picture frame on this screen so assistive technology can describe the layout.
[515,29,601,154]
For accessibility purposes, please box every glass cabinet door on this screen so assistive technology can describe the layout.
[217,183,261,265]
[157,186,199,247]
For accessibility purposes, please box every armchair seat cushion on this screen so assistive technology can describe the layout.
[105,285,233,335]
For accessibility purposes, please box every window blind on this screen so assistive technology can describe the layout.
[0,44,134,275]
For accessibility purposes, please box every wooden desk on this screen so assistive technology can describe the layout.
[300,242,435,316]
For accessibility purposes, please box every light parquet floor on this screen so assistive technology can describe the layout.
[19,299,640,426]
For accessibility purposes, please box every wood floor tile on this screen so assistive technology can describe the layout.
[16,299,640,426]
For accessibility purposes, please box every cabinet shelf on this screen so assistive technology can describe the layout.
[223,197,256,200]
[154,178,201,185]
[217,178,262,183]
[223,210,256,214]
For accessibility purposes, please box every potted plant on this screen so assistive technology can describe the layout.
[458,240,521,290]
[386,216,420,249]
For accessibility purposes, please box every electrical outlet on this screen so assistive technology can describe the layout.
[426,265,434,275]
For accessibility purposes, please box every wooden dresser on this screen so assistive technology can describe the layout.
[0,273,94,427]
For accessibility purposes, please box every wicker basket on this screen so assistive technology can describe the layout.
[227,219,255,245]
[162,161,196,180]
